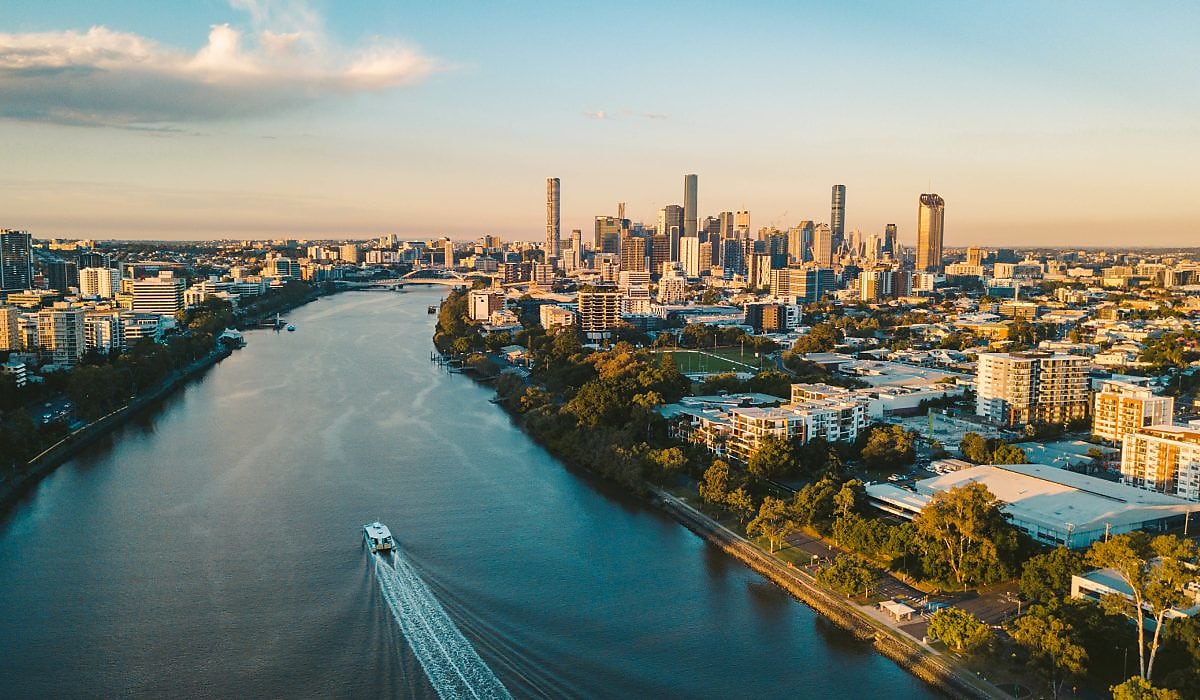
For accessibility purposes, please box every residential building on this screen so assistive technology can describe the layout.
[0,305,19,350]
[657,267,687,303]
[577,286,622,341]
[770,267,835,302]
[975,352,1090,426]
[339,244,361,264]
[680,236,701,277]
[683,174,698,238]
[539,304,576,329]
[813,223,833,267]
[619,234,647,272]
[80,267,120,298]
[830,185,846,248]
[546,176,561,261]
[36,303,86,366]
[915,193,945,273]
[46,259,79,293]
[1092,381,1174,444]
[468,289,505,322]
[1121,426,1200,501]
[1,229,34,292]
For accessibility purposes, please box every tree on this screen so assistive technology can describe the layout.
[1011,606,1089,699]
[913,482,1017,587]
[959,432,990,463]
[699,460,731,506]
[747,434,795,480]
[928,607,994,654]
[790,478,838,531]
[816,555,878,597]
[790,322,841,353]
[747,496,797,553]
[1110,677,1182,700]
[1020,546,1086,606]
[644,447,686,481]
[858,424,917,471]
[1087,533,1198,680]
[725,487,756,524]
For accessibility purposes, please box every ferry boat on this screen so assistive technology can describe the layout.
[286,324,296,332]
[427,305,437,314]
[363,522,395,553]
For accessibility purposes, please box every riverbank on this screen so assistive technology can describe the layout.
[0,288,327,513]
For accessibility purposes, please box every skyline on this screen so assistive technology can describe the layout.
[2,1,1199,245]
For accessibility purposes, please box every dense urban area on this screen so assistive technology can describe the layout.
[3,177,1200,699]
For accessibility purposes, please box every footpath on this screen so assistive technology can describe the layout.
[650,486,1010,700]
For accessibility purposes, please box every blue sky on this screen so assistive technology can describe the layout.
[1,1,1197,245]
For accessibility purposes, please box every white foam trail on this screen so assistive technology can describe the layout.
[374,551,512,700]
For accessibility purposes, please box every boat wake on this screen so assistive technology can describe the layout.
[373,551,512,700]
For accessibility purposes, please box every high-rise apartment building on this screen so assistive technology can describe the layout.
[46,260,79,293]
[916,193,945,273]
[36,302,85,366]
[718,211,735,238]
[966,246,984,267]
[680,236,701,277]
[340,244,361,264]
[812,224,834,267]
[1092,381,1174,444]
[577,286,622,341]
[546,177,561,261]
[80,267,120,298]
[1,229,34,292]
[1120,427,1200,501]
[0,305,19,350]
[683,174,698,238]
[77,251,109,270]
[770,267,834,302]
[830,185,846,248]
[131,271,185,316]
[788,221,814,264]
[619,234,647,272]
[976,352,1090,426]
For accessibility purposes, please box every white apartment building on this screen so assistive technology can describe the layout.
[577,287,622,341]
[468,289,506,322]
[0,305,18,351]
[657,269,688,303]
[79,267,120,298]
[36,303,86,366]
[1092,380,1174,444]
[976,352,1090,426]
[1121,426,1200,502]
[84,311,123,353]
[539,304,576,329]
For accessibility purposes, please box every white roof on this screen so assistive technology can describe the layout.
[364,522,392,539]
[914,464,1196,534]
[880,600,917,616]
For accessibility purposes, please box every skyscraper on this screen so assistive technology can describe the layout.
[546,177,561,261]
[916,193,945,273]
[683,174,698,238]
[1,229,34,292]
[813,223,833,267]
[594,216,622,254]
[734,210,750,237]
[830,185,846,248]
[882,224,898,257]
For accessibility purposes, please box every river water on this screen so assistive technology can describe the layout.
[0,291,936,698]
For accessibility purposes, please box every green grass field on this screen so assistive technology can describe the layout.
[658,349,761,374]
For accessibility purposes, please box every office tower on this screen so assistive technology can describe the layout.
[0,305,18,350]
[649,234,671,278]
[36,302,86,366]
[830,185,846,248]
[787,222,813,263]
[659,205,684,238]
[594,216,622,254]
[813,223,833,267]
[721,239,746,277]
[683,174,698,237]
[46,260,79,293]
[130,271,185,316]
[546,177,561,261]
[79,267,120,298]
[1,229,34,292]
[966,246,984,267]
[618,234,647,272]
[577,286,622,341]
[916,193,945,273]
[617,201,625,220]
[975,352,1089,426]
[883,224,898,257]
[698,241,714,273]
[340,244,361,264]
[770,267,834,302]
[734,211,750,237]
[718,211,735,238]
[443,240,454,268]
[1092,381,1174,444]
[1120,427,1200,501]
[702,216,721,239]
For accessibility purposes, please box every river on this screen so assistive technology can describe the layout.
[0,290,937,698]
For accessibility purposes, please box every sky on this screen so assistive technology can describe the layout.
[1,0,1198,246]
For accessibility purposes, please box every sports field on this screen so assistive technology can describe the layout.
[657,349,762,374]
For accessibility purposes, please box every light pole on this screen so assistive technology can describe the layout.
[1064,522,1074,549]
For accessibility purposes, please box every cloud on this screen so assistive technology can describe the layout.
[0,1,438,128]
[583,108,668,121]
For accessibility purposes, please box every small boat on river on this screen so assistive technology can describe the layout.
[363,522,395,553]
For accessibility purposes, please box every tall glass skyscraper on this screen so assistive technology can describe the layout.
[683,174,698,238]
[830,184,846,248]
[0,229,34,292]
[546,177,561,261]
[916,193,945,273]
